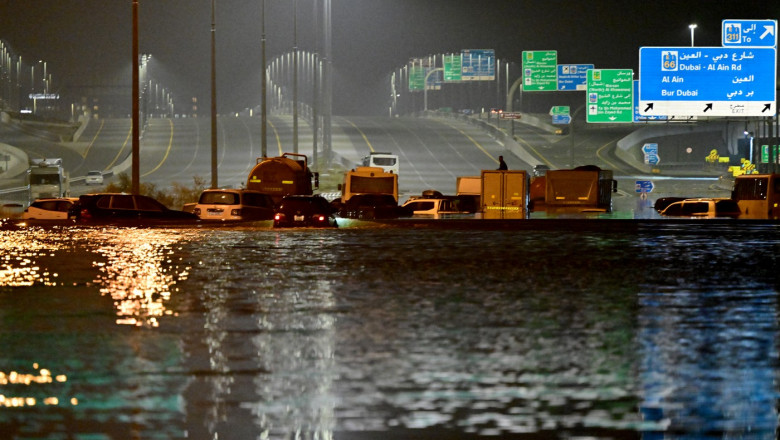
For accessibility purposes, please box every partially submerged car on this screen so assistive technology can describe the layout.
[338,194,411,219]
[659,197,741,218]
[22,198,78,220]
[401,190,478,217]
[71,193,198,225]
[193,188,275,221]
[273,195,337,228]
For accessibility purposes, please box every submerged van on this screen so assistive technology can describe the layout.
[361,152,399,175]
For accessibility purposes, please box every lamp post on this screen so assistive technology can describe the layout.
[689,24,697,47]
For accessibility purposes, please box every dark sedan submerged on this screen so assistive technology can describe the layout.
[71,193,198,225]
[273,195,337,228]
[337,194,411,219]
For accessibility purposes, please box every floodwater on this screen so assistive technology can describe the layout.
[1,219,778,439]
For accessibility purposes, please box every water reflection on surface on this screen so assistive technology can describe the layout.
[0,222,778,439]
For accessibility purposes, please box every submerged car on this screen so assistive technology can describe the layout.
[659,197,741,218]
[193,188,275,221]
[22,198,78,220]
[71,193,198,224]
[338,194,410,219]
[274,195,337,228]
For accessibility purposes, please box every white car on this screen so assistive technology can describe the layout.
[193,189,276,221]
[85,170,104,185]
[22,198,79,220]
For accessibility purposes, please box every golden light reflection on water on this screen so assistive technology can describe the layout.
[1,226,195,328]
[0,230,62,286]
[0,363,77,408]
[90,228,193,327]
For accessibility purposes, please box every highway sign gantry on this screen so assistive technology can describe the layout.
[586,69,634,123]
[638,47,777,117]
[522,51,558,91]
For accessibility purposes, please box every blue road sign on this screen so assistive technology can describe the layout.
[723,20,777,48]
[633,80,667,121]
[638,46,777,117]
[642,143,660,165]
[635,180,655,193]
[557,64,594,90]
[461,49,495,81]
[552,114,571,125]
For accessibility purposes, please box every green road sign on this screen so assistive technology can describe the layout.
[550,106,570,116]
[443,54,462,82]
[409,65,425,92]
[522,51,557,91]
[586,69,634,123]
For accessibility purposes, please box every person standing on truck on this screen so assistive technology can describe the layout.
[497,156,508,170]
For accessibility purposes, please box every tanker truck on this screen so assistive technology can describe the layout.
[246,153,318,204]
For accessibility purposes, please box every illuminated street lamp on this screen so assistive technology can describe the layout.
[689,24,697,47]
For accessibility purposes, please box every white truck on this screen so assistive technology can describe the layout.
[26,158,69,205]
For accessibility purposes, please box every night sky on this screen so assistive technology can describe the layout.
[1,0,777,115]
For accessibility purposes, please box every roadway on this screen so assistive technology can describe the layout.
[0,113,730,212]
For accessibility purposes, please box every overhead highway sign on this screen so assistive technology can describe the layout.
[586,69,634,123]
[522,51,557,91]
[443,54,462,81]
[722,19,777,48]
[638,47,777,117]
[461,49,495,81]
[557,64,593,90]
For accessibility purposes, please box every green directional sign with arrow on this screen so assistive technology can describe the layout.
[443,54,462,82]
[522,51,557,91]
[586,69,634,123]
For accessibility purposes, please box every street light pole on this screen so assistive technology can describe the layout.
[292,0,298,154]
[261,0,267,158]
[689,24,697,47]
[210,0,218,188]
[132,0,140,195]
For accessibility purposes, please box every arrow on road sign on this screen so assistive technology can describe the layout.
[644,103,654,112]
[763,104,772,113]
[760,25,775,40]
[703,103,713,112]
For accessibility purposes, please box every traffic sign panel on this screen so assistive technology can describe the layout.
[586,69,634,123]
[443,53,462,81]
[522,51,557,91]
[549,106,570,116]
[461,49,495,81]
[635,180,655,193]
[638,47,777,117]
[557,64,594,90]
[552,114,571,125]
[722,20,777,48]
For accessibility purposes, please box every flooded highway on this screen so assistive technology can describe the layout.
[1,219,778,439]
